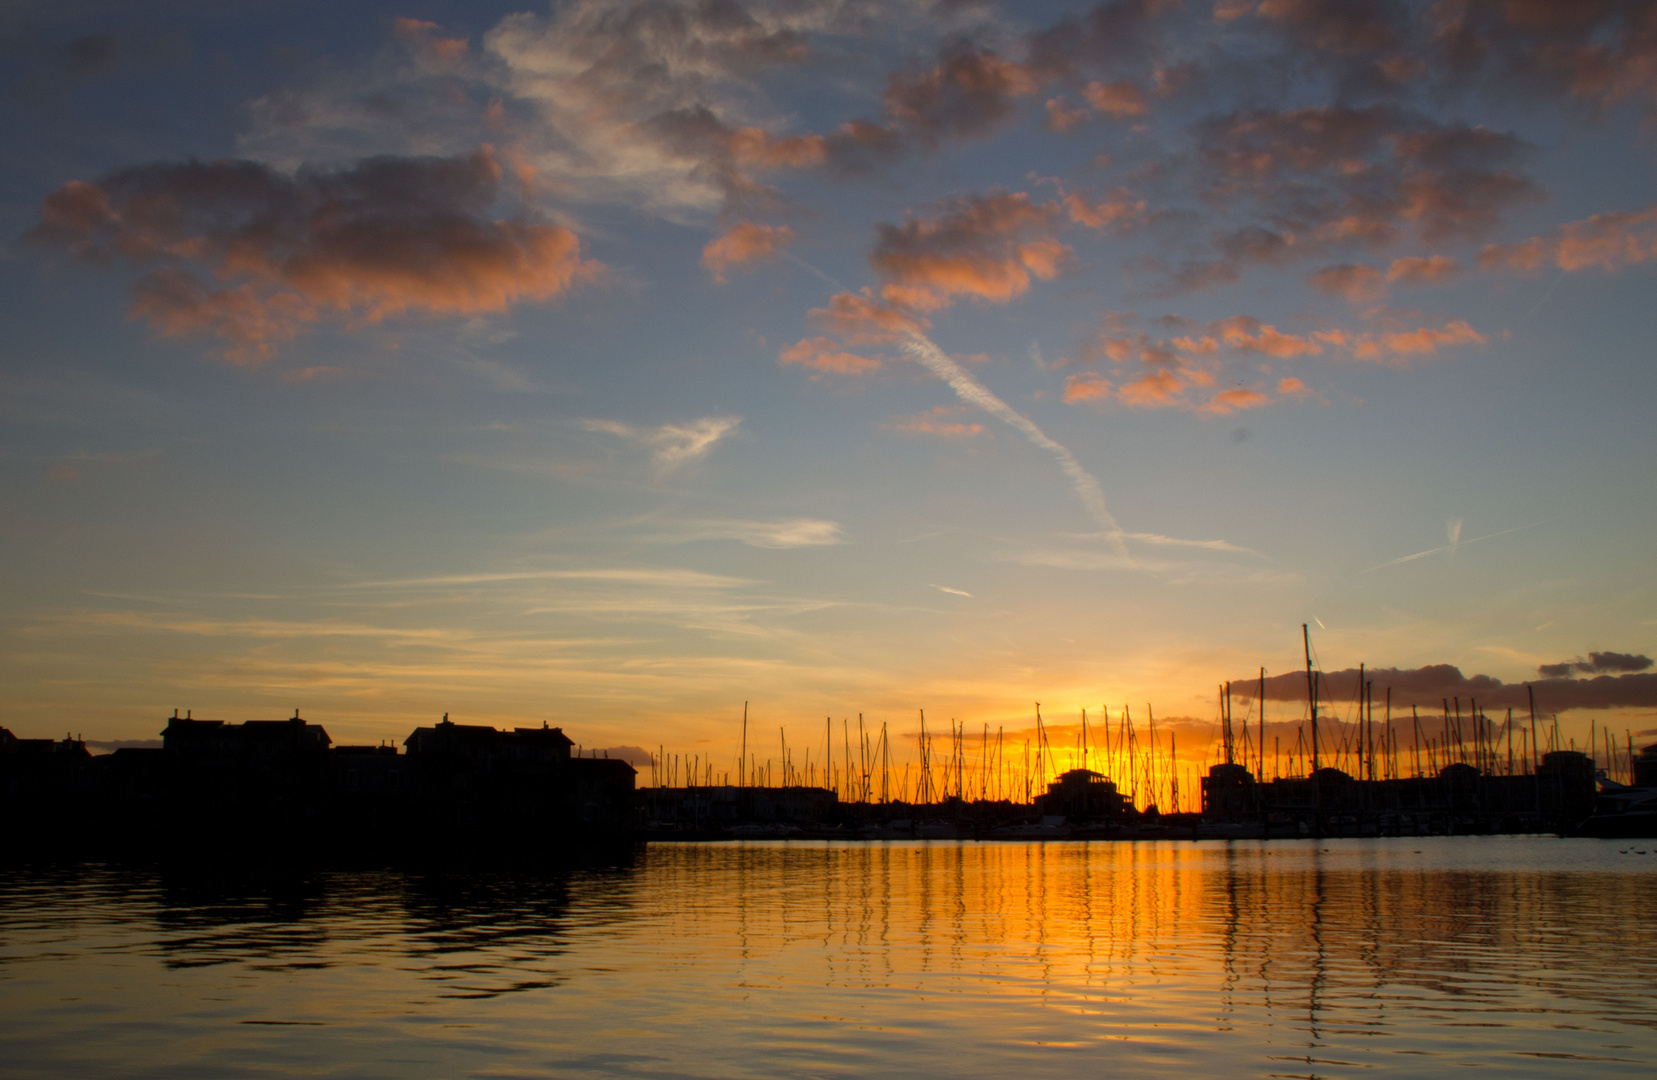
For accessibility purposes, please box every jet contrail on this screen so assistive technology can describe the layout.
[1361,523,1534,573]
[783,251,1127,557]
[898,330,1128,556]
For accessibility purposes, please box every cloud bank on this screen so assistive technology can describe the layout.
[31,149,594,363]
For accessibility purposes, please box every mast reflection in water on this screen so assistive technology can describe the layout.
[2,839,1654,1078]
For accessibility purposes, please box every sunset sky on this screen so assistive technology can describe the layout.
[3,0,1655,771]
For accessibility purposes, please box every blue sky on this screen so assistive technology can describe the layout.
[3,0,1655,769]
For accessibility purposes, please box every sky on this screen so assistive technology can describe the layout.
[3,0,1656,776]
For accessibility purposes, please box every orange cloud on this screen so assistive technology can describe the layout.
[391,17,468,65]
[1044,97,1089,133]
[1066,309,1485,412]
[726,128,827,170]
[1117,368,1187,408]
[1200,387,1271,414]
[875,241,1067,309]
[1556,205,1657,271]
[1188,105,1539,281]
[1353,319,1485,361]
[1213,316,1324,358]
[1061,188,1146,230]
[1396,166,1538,244]
[1387,254,1458,285]
[1432,2,1657,117]
[701,222,793,282]
[1171,335,1218,354]
[1062,373,1113,403]
[30,149,597,364]
[282,365,346,383]
[1477,236,1546,272]
[885,405,984,437]
[1309,263,1386,303]
[778,336,883,378]
[1064,305,1482,413]
[1087,329,1178,366]
[870,192,1069,310]
[1483,204,1657,275]
[806,290,929,346]
[885,45,1037,141]
[1082,80,1148,118]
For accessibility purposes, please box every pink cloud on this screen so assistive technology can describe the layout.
[1483,204,1657,276]
[870,192,1069,310]
[725,128,827,170]
[778,336,882,377]
[805,289,929,345]
[30,149,597,364]
[702,222,793,282]
[1200,386,1272,414]
[1387,254,1459,285]
[884,45,1037,141]
[885,405,985,437]
[1061,187,1146,230]
[1044,97,1089,133]
[1309,263,1386,303]
[1062,372,1113,403]
[1213,316,1324,358]
[1354,319,1485,361]
[1082,80,1148,118]
[1117,368,1187,408]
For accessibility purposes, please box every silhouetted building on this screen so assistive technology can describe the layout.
[1036,769,1127,821]
[1,711,636,854]
[1201,763,1256,821]
[1635,744,1657,788]
[402,715,635,834]
[159,709,334,827]
[0,728,95,827]
[1536,750,1596,824]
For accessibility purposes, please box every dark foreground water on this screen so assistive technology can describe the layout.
[3,838,1655,1078]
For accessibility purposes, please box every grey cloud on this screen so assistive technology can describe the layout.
[29,149,592,363]
[1435,0,1657,118]
[1231,662,1657,713]
[59,33,119,77]
[1541,651,1654,678]
[883,40,1036,142]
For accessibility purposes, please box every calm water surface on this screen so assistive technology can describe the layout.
[2,838,1655,1078]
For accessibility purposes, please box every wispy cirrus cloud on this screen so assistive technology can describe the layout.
[581,416,742,471]
[638,517,846,549]
[884,405,985,437]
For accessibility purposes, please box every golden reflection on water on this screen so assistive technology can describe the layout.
[1,839,1654,1078]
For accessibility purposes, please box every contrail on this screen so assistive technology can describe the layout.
[898,330,1128,556]
[783,251,1127,557]
[1361,523,1534,573]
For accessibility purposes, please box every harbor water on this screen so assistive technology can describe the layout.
[3,837,1655,1078]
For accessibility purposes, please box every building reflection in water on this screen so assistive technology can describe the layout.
[0,841,1652,1078]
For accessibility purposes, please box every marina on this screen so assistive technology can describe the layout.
[3,838,1654,1079]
